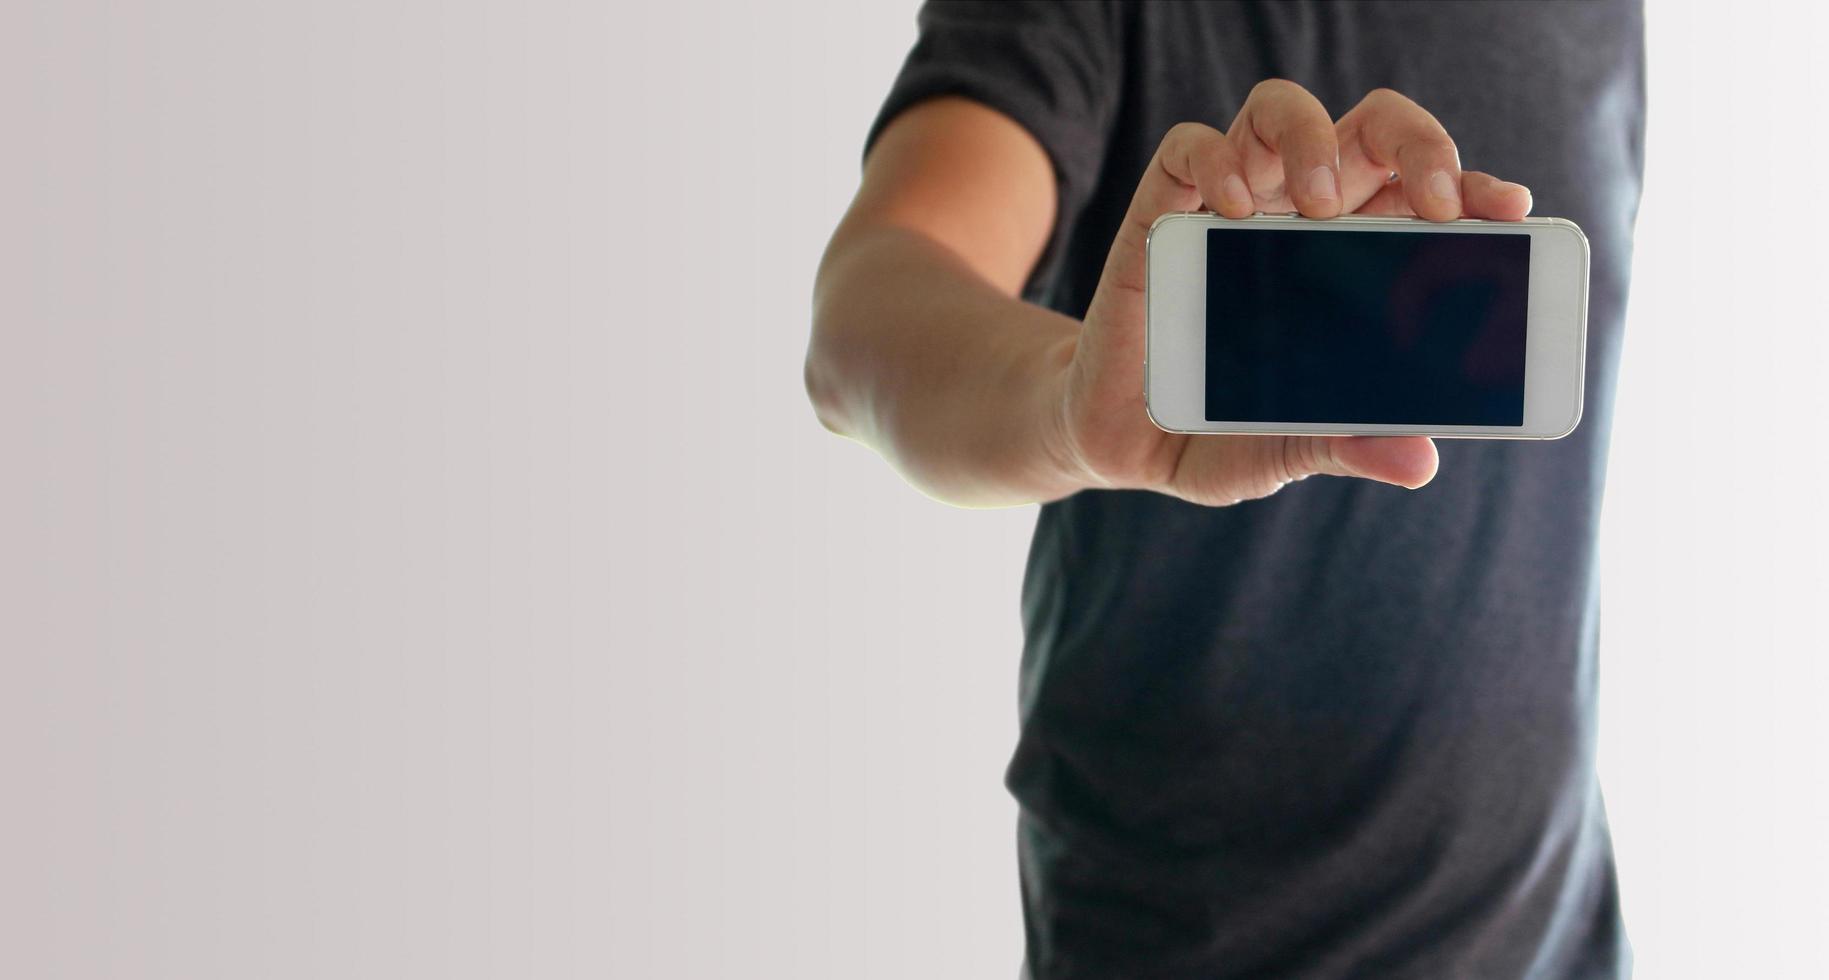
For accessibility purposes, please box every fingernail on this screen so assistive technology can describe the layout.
[1222,174,1252,211]
[1429,170,1459,204]
[1306,166,1338,203]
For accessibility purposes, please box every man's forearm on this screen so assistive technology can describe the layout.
[806,223,1092,507]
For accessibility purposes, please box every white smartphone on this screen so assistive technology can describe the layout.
[1144,212,1589,439]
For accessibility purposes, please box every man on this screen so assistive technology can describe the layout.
[805,2,1643,976]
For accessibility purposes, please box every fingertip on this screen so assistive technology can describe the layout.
[1403,439,1440,490]
[1509,182,1534,218]
[1220,173,1255,218]
[1332,435,1438,489]
[1298,166,1342,218]
[1412,169,1462,222]
[1464,174,1533,221]
[1407,196,1457,223]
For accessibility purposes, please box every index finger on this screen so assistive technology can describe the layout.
[1335,88,1463,221]
[1228,79,1343,218]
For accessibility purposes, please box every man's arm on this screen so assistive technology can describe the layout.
[807,84,1534,509]
[806,97,1089,506]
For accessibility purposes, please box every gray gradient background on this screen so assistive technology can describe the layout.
[1,2,1823,978]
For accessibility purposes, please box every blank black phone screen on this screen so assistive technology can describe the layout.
[1204,228,1530,425]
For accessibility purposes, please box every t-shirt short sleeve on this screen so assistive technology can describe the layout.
[864,1,1123,297]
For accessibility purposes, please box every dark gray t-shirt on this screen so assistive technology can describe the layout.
[867,2,1645,976]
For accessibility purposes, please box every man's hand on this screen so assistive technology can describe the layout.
[1049,81,1535,505]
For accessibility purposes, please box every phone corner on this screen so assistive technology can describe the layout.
[1544,394,1585,440]
[1142,390,1181,434]
[1538,216,1591,256]
[1146,210,1201,252]
[1147,210,1193,234]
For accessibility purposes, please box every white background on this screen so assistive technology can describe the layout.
[0,2,1821,978]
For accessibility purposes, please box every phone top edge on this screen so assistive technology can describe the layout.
[1147,210,1583,230]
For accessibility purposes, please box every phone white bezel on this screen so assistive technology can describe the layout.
[1143,212,1589,439]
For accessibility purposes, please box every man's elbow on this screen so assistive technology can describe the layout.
[804,260,867,440]
[804,231,877,440]
[803,334,849,437]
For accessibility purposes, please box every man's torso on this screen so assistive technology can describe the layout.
[1008,3,1644,977]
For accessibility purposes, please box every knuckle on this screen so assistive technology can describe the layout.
[1247,79,1333,146]
[1268,436,1302,488]
[1164,121,1201,143]
[1271,438,1298,487]
[1412,108,1454,142]
[1424,135,1462,170]
[1162,121,1218,152]
[1298,119,1340,144]
[1360,87,1456,151]
[1393,127,1456,165]
[1414,133,1458,156]
[1251,77,1304,100]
